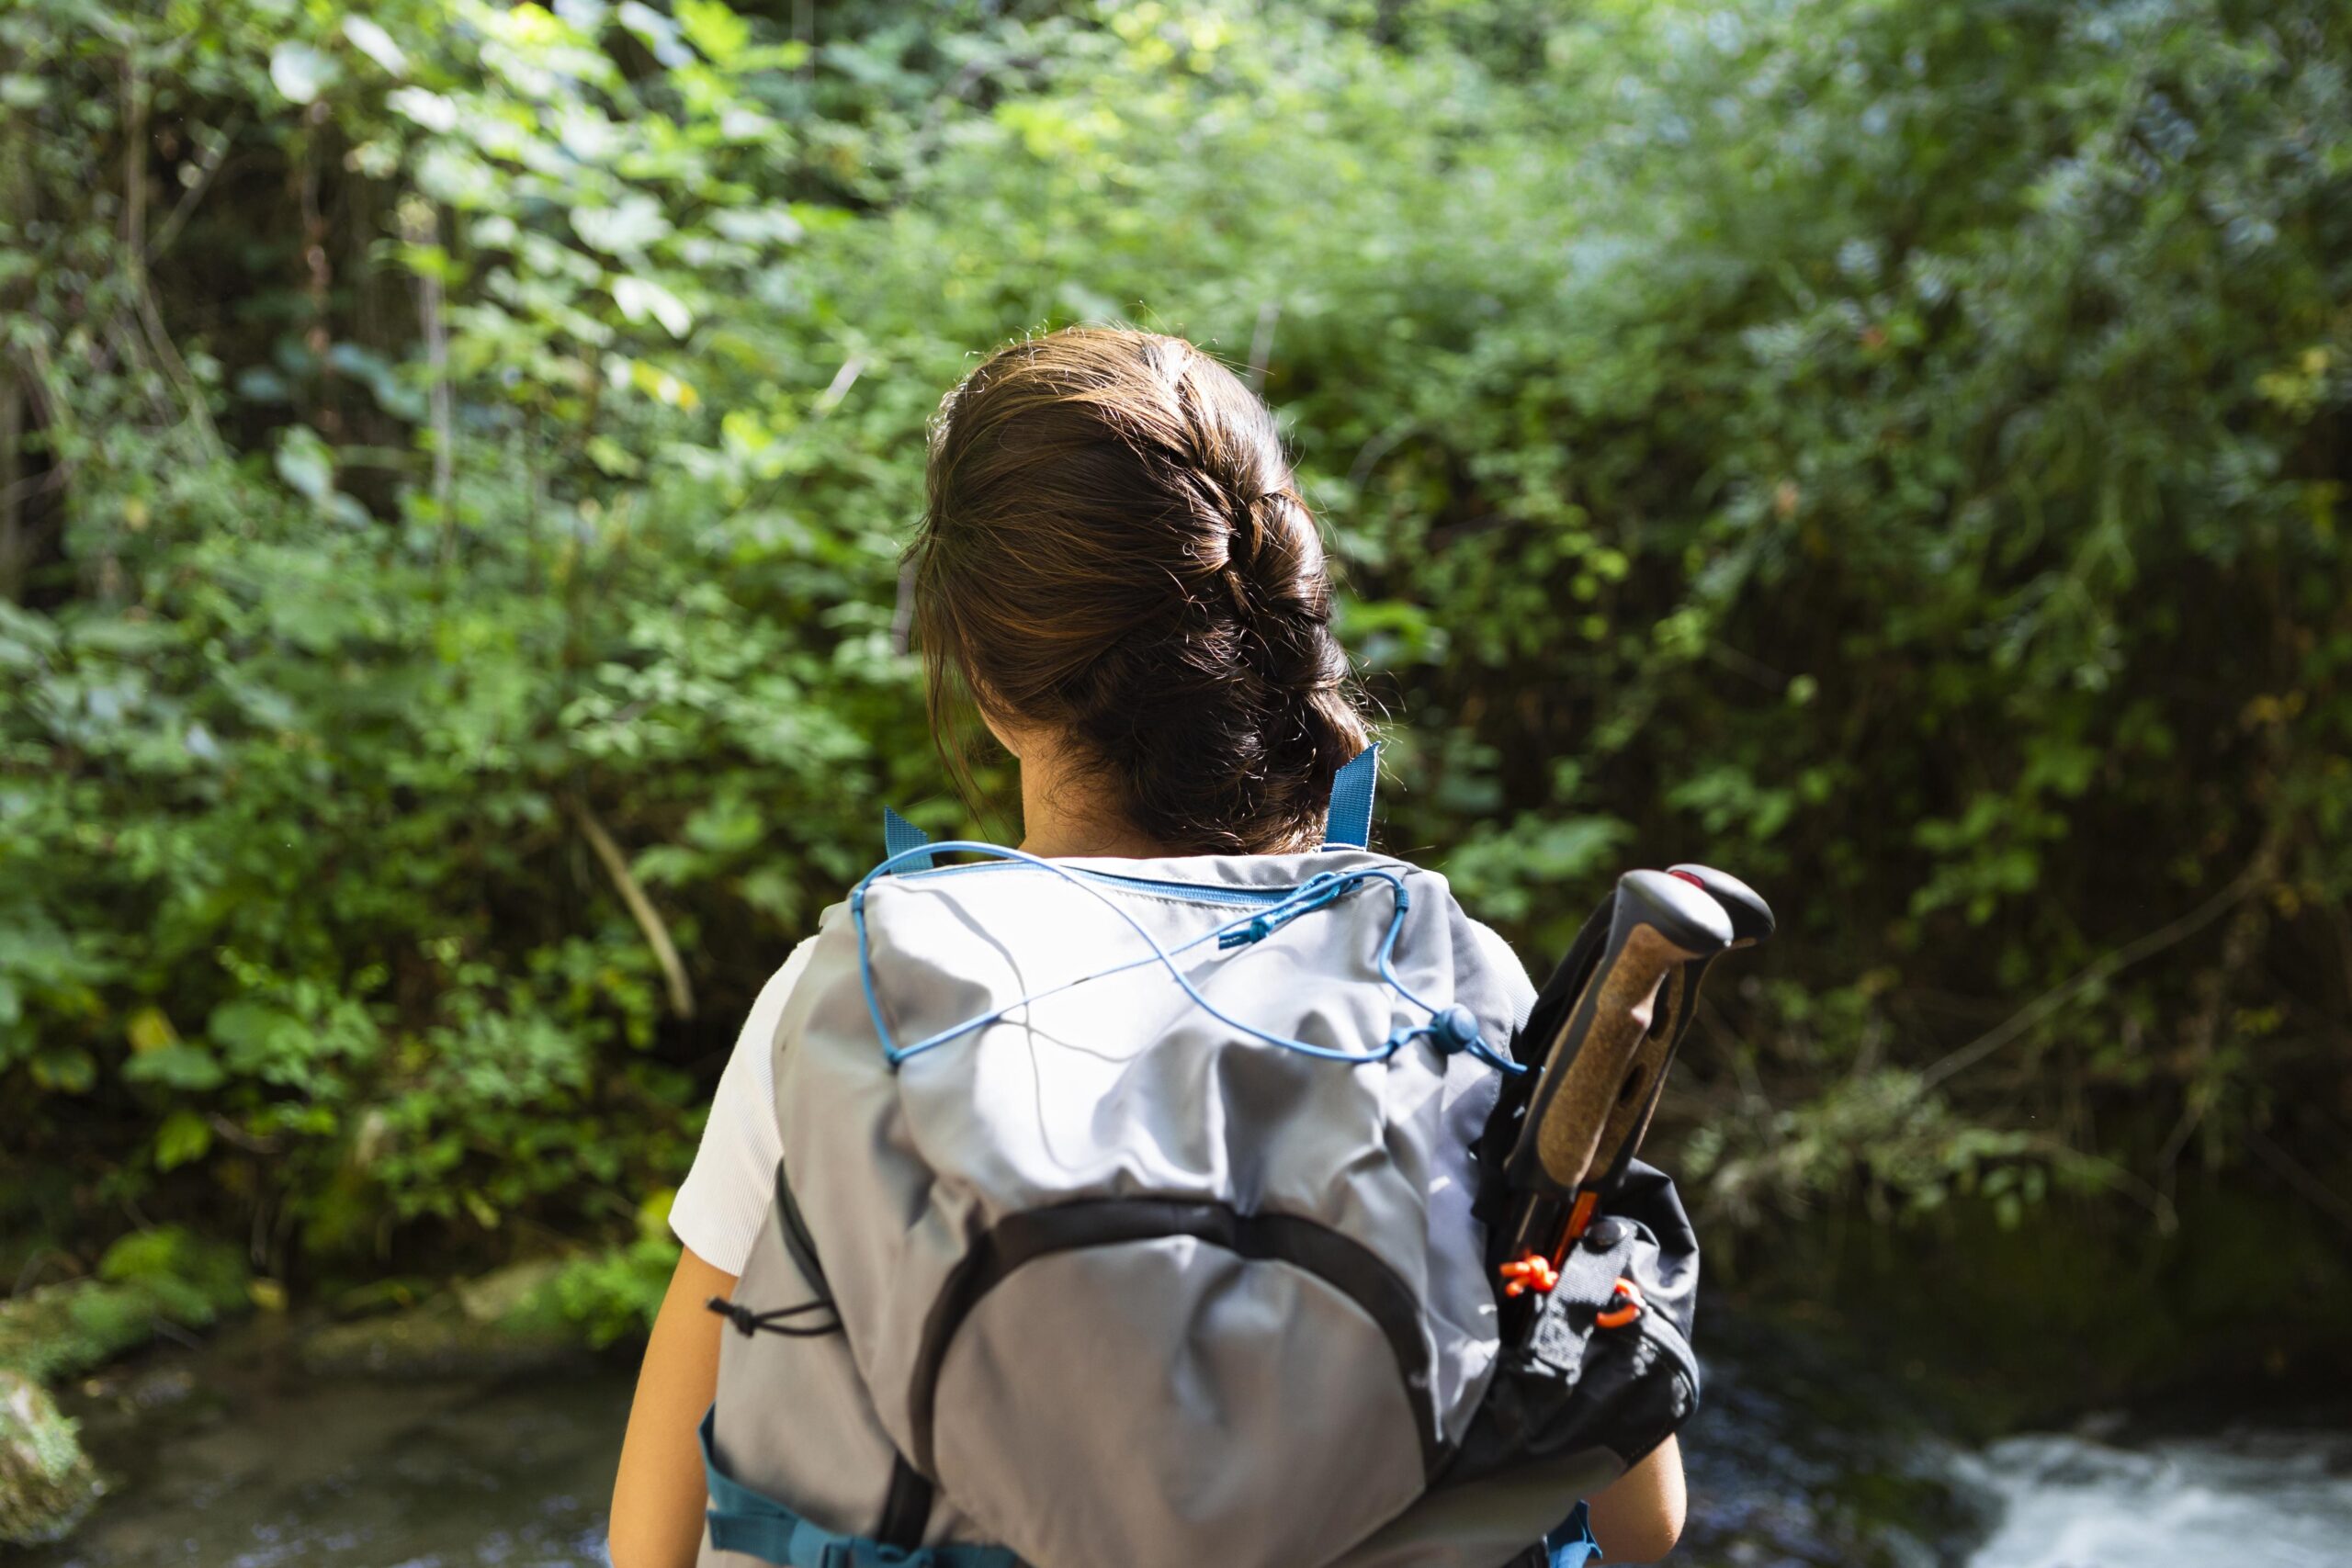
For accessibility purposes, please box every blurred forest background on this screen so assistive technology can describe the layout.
[3,0,2349,1423]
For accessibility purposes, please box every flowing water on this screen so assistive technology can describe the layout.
[1959,1425,2352,1568]
[24,1323,630,1568]
[20,1314,2352,1567]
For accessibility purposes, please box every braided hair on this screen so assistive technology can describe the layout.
[909,327,1371,853]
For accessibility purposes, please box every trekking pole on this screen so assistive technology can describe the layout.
[1577,865,1775,1205]
[1495,871,1729,1293]
[1490,866,1771,1304]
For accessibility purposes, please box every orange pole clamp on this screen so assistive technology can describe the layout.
[1560,1191,1600,1252]
[1497,1254,1560,1298]
[1594,1276,1644,1330]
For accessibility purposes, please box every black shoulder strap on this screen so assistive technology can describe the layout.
[772,1162,831,1295]
[876,1457,934,1549]
[776,1162,934,1549]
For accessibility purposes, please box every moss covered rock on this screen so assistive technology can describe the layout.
[0,1368,99,1547]
[0,1229,249,1386]
[0,1226,248,1547]
[301,1265,583,1381]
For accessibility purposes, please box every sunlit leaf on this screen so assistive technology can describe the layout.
[274,425,335,503]
[154,1108,214,1170]
[616,1,692,68]
[389,85,458,133]
[573,197,673,256]
[343,16,409,76]
[126,1005,179,1054]
[674,0,750,63]
[612,276,693,338]
[268,42,339,106]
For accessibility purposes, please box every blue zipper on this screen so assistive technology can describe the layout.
[900,859,1301,908]
[1074,867,1295,907]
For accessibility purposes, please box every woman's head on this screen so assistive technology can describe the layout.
[910,327,1371,855]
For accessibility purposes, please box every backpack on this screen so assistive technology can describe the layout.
[699,749,1701,1568]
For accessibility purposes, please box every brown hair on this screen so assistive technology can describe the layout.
[909,327,1372,854]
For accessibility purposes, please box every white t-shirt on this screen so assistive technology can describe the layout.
[669,924,1536,1277]
[669,938,816,1274]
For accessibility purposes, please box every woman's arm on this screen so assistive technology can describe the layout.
[1584,1434,1686,1563]
[609,1246,738,1568]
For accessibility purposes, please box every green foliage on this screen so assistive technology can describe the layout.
[1,0,2347,1282]
[0,1230,248,1384]
[96,1225,251,1325]
[513,1191,684,1348]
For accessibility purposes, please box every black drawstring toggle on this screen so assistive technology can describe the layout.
[706,1295,843,1338]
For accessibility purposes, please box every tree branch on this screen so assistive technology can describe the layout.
[1918,857,2272,1091]
[569,797,696,1020]
[146,112,244,262]
[1247,299,1280,392]
[402,198,454,548]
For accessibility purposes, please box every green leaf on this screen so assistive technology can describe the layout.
[707,207,804,246]
[207,1000,306,1075]
[30,1048,96,1094]
[0,601,60,670]
[274,425,335,503]
[675,0,751,63]
[124,1043,230,1092]
[67,616,175,656]
[154,1110,215,1171]
[126,1004,179,1054]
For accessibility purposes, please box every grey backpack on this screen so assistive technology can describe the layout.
[699,750,1699,1568]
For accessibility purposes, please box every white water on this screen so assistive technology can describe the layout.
[1962,1427,2352,1568]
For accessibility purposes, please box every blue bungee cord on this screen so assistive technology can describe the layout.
[847,843,1527,1077]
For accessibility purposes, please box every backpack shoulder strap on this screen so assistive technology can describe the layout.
[881,806,936,873]
[1322,743,1380,849]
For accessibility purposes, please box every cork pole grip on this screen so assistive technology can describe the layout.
[1575,867,1774,1201]
[1533,922,1704,1190]
[1583,962,1691,1187]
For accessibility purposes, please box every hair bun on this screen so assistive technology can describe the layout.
[910,328,1372,853]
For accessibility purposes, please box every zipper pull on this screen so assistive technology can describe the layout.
[1217,872,1357,949]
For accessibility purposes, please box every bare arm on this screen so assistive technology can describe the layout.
[610,1246,738,1568]
[1585,1434,1686,1563]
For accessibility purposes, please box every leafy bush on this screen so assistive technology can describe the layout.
[2,0,2346,1292]
[0,1228,248,1383]
[514,1191,688,1348]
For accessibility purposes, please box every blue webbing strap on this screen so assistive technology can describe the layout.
[1546,1501,1600,1568]
[1322,743,1379,849]
[882,807,936,874]
[701,1409,1019,1568]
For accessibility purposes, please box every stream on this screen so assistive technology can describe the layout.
[19,1312,2352,1568]
[1960,1426,2352,1568]
[22,1320,625,1568]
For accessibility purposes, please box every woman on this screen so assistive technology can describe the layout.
[608,327,1686,1566]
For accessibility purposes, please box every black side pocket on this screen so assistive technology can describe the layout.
[1441,1178,1703,1494]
